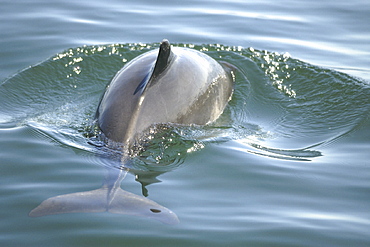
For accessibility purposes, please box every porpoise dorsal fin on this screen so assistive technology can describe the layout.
[134,39,174,95]
[152,39,173,78]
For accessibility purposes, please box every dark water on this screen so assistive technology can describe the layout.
[1,0,370,246]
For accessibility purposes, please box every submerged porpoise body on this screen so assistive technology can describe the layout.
[29,40,234,224]
[96,39,234,147]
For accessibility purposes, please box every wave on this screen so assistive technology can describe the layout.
[0,42,369,167]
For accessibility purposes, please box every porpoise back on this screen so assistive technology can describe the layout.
[96,39,234,147]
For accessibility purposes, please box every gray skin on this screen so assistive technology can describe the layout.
[96,39,234,147]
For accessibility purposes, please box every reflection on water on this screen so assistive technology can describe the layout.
[233,139,322,161]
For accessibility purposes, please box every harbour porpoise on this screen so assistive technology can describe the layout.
[29,39,234,224]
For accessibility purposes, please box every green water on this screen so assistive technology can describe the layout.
[1,0,370,246]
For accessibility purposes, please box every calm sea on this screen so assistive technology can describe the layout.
[1,0,369,246]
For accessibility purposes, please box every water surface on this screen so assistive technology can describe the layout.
[1,0,369,246]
